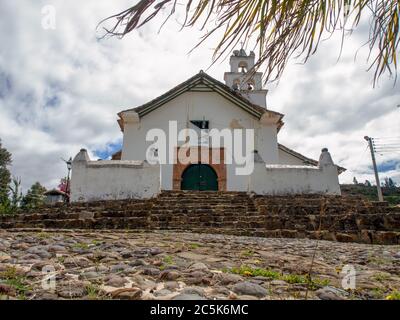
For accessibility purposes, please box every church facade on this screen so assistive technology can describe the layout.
[71,50,344,202]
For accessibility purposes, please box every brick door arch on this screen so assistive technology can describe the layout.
[172,147,226,191]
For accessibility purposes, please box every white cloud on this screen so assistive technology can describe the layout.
[0,0,399,192]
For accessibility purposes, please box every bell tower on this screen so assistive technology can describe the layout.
[223,49,268,108]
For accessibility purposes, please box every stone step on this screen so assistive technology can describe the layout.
[157,199,250,203]
[152,200,250,206]
[151,205,249,211]
[255,199,370,206]
[256,204,391,214]
[1,190,398,245]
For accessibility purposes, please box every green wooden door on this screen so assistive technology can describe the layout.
[181,164,218,191]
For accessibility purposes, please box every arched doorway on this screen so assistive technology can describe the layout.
[181,164,218,191]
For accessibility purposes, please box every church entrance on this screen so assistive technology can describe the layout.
[181,164,218,191]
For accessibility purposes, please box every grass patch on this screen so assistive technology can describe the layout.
[36,232,51,239]
[91,240,102,246]
[373,273,390,282]
[230,265,280,279]
[163,255,174,265]
[73,242,90,250]
[240,250,255,257]
[159,255,174,270]
[85,284,101,300]
[386,290,400,300]
[189,243,201,249]
[370,288,386,299]
[367,256,391,266]
[227,265,330,290]
[0,266,31,299]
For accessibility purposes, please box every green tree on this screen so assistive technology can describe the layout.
[22,182,47,209]
[0,177,23,215]
[0,139,12,205]
[9,177,23,208]
[100,0,400,85]
[384,177,397,189]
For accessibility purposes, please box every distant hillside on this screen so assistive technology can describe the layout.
[341,184,400,206]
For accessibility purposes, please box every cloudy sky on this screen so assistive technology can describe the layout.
[0,0,399,192]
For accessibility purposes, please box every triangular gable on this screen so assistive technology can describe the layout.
[118,71,284,126]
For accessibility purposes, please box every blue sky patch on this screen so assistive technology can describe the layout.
[45,95,61,108]
[377,159,400,173]
[0,72,12,98]
[94,141,122,160]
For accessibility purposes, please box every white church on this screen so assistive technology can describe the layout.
[71,49,344,202]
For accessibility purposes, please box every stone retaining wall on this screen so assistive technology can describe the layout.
[1,191,399,244]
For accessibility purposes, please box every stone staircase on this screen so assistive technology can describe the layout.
[148,191,259,231]
[0,191,399,244]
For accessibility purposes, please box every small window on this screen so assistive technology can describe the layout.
[190,120,209,129]
[238,61,248,73]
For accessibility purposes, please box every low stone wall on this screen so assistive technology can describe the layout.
[71,149,160,202]
[249,162,340,195]
[70,148,342,201]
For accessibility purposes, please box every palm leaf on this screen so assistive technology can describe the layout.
[98,0,400,86]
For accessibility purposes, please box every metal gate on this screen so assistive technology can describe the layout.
[181,164,218,191]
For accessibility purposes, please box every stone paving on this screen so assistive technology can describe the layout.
[0,229,399,300]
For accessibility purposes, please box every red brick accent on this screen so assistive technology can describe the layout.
[111,150,122,160]
[172,147,226,191]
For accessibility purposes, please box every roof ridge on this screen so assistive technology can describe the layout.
[118,71,284,121]
[278,143,346,174]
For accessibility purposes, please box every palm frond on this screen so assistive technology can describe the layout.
[98,0,400,85]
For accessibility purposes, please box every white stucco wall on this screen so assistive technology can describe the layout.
[71,150,160,202]
[70,146,341,200]
[249,163,341,195]
[121,89,279,191]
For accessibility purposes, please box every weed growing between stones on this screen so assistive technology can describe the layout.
[370,287,386,299]
[159,255,174,271]
[85,284,102,300]
[163,255,173,265]
[240,249,255,257]
[91,240,102,246]
[189,243,201,249]
[0,266,31,299]
[57,256,66,264]
[386,290,400,300]
[367,255,392,266]
[73,242,90,250]
[36,232,51,239]
[373,272,391,282]
[227,265,281,279]
[226,265,330,290]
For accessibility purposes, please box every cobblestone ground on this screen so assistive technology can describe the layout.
[0,230,399,300]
